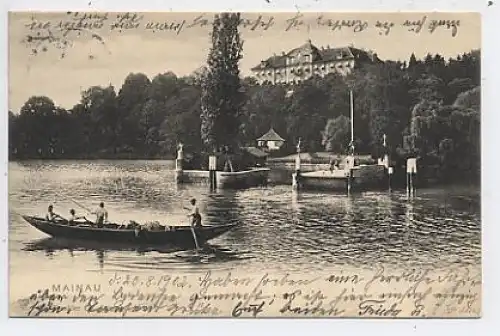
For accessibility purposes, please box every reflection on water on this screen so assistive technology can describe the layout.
[9,161,481,276]
[22,237,246,270]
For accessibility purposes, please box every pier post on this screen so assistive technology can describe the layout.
[209,154,217,191]
[347,169,353,194]
[406,157,417,196]
[292,139,302,191]
[346,154,355,194]
[175,143,184,184]
[388,166,393,191]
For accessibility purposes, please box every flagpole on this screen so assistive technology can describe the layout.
[350,89,354,154]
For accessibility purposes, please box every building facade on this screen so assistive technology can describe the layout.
[250,40,379,85]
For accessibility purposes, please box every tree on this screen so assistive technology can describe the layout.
[158,81,202,156]
[116,73,152,153]
[200,12,244,152]
[349,61,411,155]
[453,86,480,111]
[17,96,58,157]
[241,84,287,145]
[9,111,19,157]
[408,53,418,69]
[80,85,119,154]
[445,78,475,105]
[284,74,349,152]
[321,116,350,153]
[409,73,445,103]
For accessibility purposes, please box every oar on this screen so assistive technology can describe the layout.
[182,199,200,253]
[55,193,94,222]
[68,198,92,213]
[190,222,201,253]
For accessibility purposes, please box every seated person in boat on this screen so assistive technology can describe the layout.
[187,198,202,227]
[46,205,63,221]
[91,202,108,227]
[68,209,87,224]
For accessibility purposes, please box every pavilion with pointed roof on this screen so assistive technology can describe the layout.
[256,128,286,151]
[250,39,379,85]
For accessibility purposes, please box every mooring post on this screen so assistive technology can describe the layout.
[175,143,184,184]
[292,138,302,191]
[406,157,417,196]
[209,154,217,191]
[388,166,394,192]
[347,168,352,194]
[345,153,355,194]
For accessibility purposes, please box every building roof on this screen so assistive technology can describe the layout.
[251,40,378,71]
[257,128,285,142]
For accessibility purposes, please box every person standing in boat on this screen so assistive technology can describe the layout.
[187,198,202,227]
[46,205,63,221]
[91,202,108,227]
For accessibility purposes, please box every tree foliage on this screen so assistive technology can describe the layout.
[200,12,244,152]
[321,116,350,153]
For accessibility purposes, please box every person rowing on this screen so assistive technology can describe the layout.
[46,205,64,221]
[185,198,202,227]
[91,202,108,228]
[68,209,88,225]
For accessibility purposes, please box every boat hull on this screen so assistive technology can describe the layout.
[299,165,389,192]
[300,175,349,191]
[216,168,270,189]
[178,168,269,189]
[22,216,236,247]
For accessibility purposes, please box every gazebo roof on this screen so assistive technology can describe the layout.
[257,128,285,142]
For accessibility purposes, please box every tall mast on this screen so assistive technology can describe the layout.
[349,89,354,154]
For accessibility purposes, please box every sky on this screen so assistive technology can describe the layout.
[8,11,480,112]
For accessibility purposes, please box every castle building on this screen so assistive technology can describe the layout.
[250,39,379,85]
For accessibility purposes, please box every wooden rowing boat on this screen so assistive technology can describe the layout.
[21,215,237,247]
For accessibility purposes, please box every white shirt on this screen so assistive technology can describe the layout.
[191,204,199,216]
[94,207,108,221]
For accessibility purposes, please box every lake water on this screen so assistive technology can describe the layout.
[8,160,481,313]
